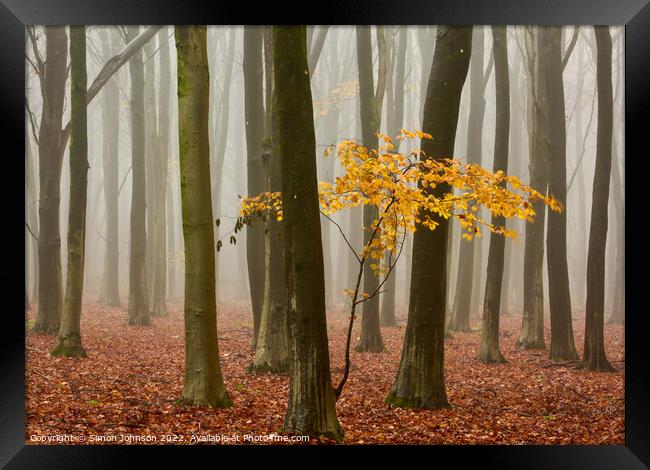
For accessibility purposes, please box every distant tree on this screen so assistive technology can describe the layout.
[518,26,547,349]
[273,25,343,441]
[98,28,122,308]
[478,26,509,364]
[51,25,88,358]
[380,26,407,328]
[582,26,615,372]
[450,27,489,332]
[355,26,384,353]
[175,25,231,407]
[126,26,150,325]
[386,26,472,408]
[243,26,266,348]
[249,81,288,373]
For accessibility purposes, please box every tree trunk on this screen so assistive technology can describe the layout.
[380,27,407,328]
[386,26,472,409]
[33,26,67,335]
[450,28,486,332]
[355,26,384,353]
[26,117,39,304]
[52,26,88,357]
[582,26,615,372]
[152,27,171,315]
[478,26,509,364]
[274,26,343,441]
[127,26,150,325]
[144,38,157,313]
[544,27,579,361]
[99,28,121,308]
[175,25,232,406]
[518,27,546,349]
[243,27,266,348]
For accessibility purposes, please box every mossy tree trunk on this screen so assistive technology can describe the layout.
[243,26,266,348]
[518,27,547,350]
[175,25,231,407]
[355,26,384,353]
[33,26,67,335]
[51,26,88,358]
[478,26,509,364]
[274,25,343,441]
[544,27,579,361]
[582,26,615,372]
[127,26,150,326]
[450,28,486,332]
[386,26,472,409]
[380,26,407,328]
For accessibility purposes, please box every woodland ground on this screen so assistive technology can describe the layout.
[25,301,624,445]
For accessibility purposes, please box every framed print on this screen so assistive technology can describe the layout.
[2,0,649,467]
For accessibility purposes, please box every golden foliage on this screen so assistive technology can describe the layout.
[241,130,561,274]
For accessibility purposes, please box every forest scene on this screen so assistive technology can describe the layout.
[24,25,624,445]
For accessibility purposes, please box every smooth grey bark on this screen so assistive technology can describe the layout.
[274,26,343,441]
[387,26,472,409]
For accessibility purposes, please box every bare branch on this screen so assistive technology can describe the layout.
[562,26,580,71]
[25,222,39,241]
[320,211,361,263]
[25,99,40,145]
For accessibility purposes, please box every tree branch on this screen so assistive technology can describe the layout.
[562,26,580,71]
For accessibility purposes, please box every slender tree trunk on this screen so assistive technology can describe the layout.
[26,118,40,304]
[355,26,384,353]
[582,26,615,372]
[144,38,157,311]
[152,27,171,315]
[243,27,266,348]
[274,26,343,441]
[387,26,472,409]
[544,27,579,361]
[33,26,67,335]
[478,26,509,364]
[250,89,288,372]
[380,27,407,328]
[518,27,547,349]
[51,26,88,358]
[175,25,231,406]
[99,29,121,308]
[450,28,485,332]
[127,26,150,325]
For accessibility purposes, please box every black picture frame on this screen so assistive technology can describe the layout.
[3,0,648,467]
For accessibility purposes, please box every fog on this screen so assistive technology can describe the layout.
[25,25,624,322]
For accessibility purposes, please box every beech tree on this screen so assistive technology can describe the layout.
[51,26,88,358]
[386,26,472,408]
[32,26,67,335]
[243,27,266,347]
[582,26,615,372]
[126,26,150,325]
[273,25,343,441]
[175,25,231,407]
[355,26,384,353]
[478,26,509,364]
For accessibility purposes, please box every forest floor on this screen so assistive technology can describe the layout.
[25,301,624,445]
